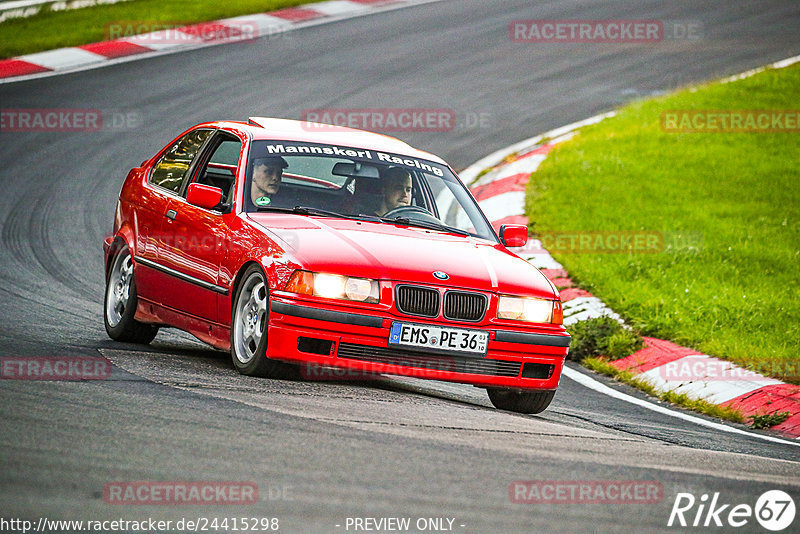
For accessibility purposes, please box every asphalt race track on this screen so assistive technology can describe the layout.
[2,1,800,532]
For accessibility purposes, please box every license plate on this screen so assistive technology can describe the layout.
[389,322,488,356]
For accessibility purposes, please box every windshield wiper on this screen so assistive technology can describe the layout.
[290,205,349,218]
[254,206,469,235]
[256,205,370,222]
[381,216,470,236]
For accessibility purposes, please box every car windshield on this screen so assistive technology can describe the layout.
[243,140,497,241]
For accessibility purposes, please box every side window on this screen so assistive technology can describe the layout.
[194,137,241,205]
[150,129,212,194]
[209,140,240,166]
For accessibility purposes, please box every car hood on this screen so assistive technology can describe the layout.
[246,214,556,299]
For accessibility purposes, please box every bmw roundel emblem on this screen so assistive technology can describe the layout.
[432,271,449,280]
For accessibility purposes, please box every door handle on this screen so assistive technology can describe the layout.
[166,209,177,221]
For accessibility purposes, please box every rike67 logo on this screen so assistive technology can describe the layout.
[668,490,795,531]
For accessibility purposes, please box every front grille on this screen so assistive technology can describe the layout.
[444,291,487,322]
[337,342,521,377]
[395,285,439,317]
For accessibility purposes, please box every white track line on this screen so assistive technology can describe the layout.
[562,366,800,447]
[459,112,617,183]
[721,54,800,83]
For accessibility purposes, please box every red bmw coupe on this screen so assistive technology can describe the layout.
[103,117,570,413]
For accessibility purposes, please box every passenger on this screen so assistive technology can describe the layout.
[377,167,412,215]
[250,156,288,207]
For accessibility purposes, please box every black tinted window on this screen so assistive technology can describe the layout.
[150,129,212,193]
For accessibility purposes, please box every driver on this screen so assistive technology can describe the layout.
[377,167,412,216]
[250,156,288,207]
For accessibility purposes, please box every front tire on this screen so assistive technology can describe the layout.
[230,265,297,379]
[487,388,555,414]
[104,248,158,343]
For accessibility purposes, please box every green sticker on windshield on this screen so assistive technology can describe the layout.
[255,196,271,206]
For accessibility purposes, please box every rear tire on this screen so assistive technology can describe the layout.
[487,388,555,414]
[104,248,158,344]
[230,265,297,379]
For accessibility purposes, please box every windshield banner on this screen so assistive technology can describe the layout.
[260,142,446,177]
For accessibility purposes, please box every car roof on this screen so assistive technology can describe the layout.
[209,117,448,165]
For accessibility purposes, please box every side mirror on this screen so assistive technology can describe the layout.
[186,183,223,210]
[499,224,528,248]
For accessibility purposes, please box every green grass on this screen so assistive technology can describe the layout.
[565,316,643,362]
[0,0,321,59]
[528,64,800,384]
[749,411,791,429]
[584,357,745,424]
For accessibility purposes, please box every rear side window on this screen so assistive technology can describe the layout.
[194,137,242,205]
[209,139,240,166]
[150,129,212,193]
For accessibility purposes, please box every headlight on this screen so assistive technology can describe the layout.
[285,270,379,303]
[497,296,562,324]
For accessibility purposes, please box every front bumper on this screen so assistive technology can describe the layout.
[266,295,570,390]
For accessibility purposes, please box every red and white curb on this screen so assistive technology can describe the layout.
[462,113,626,328]
[0,0,442,83]
[461,60,800,437]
